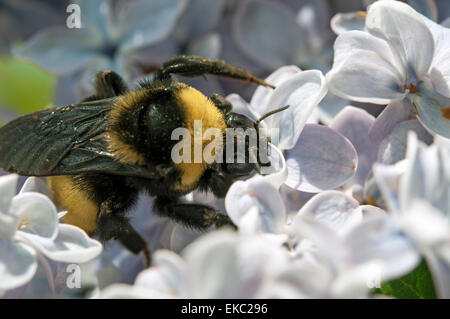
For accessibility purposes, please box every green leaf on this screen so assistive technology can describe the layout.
[374,259,437,299]
[0,56,56,115]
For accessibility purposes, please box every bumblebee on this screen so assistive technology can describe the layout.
[0,56,281,265]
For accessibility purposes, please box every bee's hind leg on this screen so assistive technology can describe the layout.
[77,173,150,266]
[95,204,151,267]
[83,70,129,101]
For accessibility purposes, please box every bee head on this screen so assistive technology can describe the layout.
[221,105,289,177]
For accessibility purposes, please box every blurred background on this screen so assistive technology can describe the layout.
[0,0,372,122]
[0,0,449,123]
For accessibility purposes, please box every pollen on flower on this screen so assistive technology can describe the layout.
[366,197,377,206]
[403,83,417,93]
[441,107,450,120]
[18,219,30,229]
[355,11,367,18]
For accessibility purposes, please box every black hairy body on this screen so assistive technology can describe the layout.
[0,56,276,265]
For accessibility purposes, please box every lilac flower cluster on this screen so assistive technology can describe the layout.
[0,0,449,299]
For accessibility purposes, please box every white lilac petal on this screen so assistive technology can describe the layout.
[368,100,414,144]
[19,177,54,200]
[0,174,18,214]
[316,92,350,125]
[294,190,362,235]
[330,106,378,185]
[373,160,408,214]
[182,230,239,298]
[285,124,357,193]
[135,249,187,296]
[18,224,102,264]
[424,248,450,298]
[330,12,367,35]
[263,70,327,150]
[118,0,186,53]
[356,204,387,218]
[133,269,173,296]
[429,67,450,98]
[366,1,434,83]
[250,65,301,120]
[234,0,306,69]
[236,235,292,298]
[399,200,450,247]
[14,28,102,75]
[0,212,19,240]
[330,30,399,74]
[225,176,287,233]
[294,216,345,267]
[409,78,450,138]
[344,215,421,281]
[332,261,386,298]
[326,31,406,104]
[363,173,387,209]
[424,16,450,97]
[260,143,288,189]
[264,263,329,298]
[9,193,58,239]
[100,283,173,299]
[400,133,450,214]
[378,119,433,165]
[0,238,37,291]
[236,208,265,235]
[442,17,450,27]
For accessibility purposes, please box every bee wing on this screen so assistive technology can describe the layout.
[0,98,159,179]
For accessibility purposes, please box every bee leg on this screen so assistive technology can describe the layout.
[153,55,275,88]
[95,204,151,267]
[210,94,232,114]
[198,169,233,198]
[83,70,129,101]
[154,196,236,231]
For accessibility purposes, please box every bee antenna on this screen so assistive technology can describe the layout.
[249,150,261,174]
[254,105,290,127]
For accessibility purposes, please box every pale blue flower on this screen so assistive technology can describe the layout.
[0,175,102,296]
[331,0,440,35]
[224,176,419,298]
[101,230,292,298]
[14,0,186,103]
[229,66,357,192]
[0,0,66,54]
[374,133,450,298]
[327,1,450,138]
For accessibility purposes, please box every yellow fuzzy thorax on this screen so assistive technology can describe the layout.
[172,85,227,192]
[106,89,148,165]
[105,83,226,193]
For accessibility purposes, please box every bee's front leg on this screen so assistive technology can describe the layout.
[154,196,236,231]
